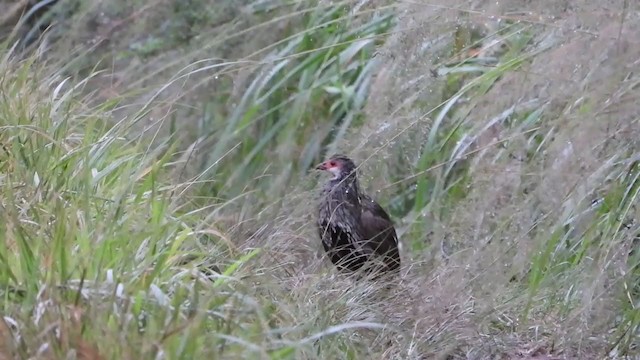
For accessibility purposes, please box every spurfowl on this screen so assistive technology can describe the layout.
[315,154,400,276]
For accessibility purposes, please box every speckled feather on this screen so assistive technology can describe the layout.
[317,155,400,275]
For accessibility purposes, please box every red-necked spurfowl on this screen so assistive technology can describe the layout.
[316,154,400,276]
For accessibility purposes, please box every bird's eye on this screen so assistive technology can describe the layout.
[329,161,337,167]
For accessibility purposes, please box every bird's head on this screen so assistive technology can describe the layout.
[316,154,357,181]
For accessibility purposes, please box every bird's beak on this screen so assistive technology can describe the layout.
[315,161,327,170]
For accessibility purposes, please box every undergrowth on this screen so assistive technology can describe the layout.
[1,0,640,359]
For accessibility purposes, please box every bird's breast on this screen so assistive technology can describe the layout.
[319,200,361,237]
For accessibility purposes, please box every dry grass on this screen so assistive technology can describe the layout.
[1,0,640,358]
[319,1,639,357]
[264,0,640,357]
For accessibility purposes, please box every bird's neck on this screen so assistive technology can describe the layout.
[326,174,361,201]
[319,175,363,228]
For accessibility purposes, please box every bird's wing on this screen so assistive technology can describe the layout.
[360,195,399,255]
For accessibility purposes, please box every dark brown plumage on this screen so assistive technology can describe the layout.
[316,154,400,276]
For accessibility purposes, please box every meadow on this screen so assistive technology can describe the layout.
[0,0,639,358]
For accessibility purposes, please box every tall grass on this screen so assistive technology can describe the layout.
[0,48,272,358]
[1,0,640,358]
[187,2,395,219]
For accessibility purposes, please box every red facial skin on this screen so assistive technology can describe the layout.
[315,160,338,170]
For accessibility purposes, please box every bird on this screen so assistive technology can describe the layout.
[315,154,401,276]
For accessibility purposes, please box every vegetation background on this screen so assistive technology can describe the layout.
[0,0,639,358]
